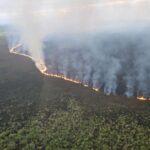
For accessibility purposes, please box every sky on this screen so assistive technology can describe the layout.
[0,0,150,28]
[1,0,150,96]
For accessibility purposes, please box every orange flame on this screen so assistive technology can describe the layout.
[9,44,150,100]
[9,44,100,92]
[137,96,150,101]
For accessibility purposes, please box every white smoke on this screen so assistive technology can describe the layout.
[0,0,150,96]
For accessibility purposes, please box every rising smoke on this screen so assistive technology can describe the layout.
[43,31,150,97]
[1,0,150,97]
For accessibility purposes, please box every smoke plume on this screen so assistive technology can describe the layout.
[1,0,150,96]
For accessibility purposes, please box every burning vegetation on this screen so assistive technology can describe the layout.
[9,44,150,101]
[137,96,150,101]
[0,36,149,150]
[10,44,100,93]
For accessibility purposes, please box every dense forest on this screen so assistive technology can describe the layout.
[0,99,150,150]
[0,35,149,149]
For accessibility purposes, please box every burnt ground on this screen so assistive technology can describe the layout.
[0,36,149,126]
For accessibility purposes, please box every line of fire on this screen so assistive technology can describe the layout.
[10,44,150,101]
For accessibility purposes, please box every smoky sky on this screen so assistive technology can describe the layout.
[1,0,150,96]
[1,0,150,30]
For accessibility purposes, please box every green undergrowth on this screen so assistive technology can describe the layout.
[0,99,149,150]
